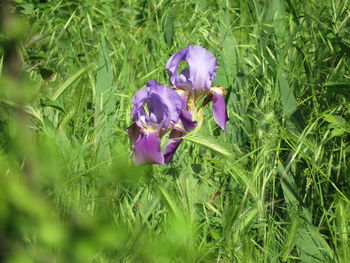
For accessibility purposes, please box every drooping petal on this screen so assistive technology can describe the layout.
[164,130,184,164]
[186,45,217,90]
[212,92,228,131]
[133,131,164,165]
[179,110,197,132]
[164,140,182,164]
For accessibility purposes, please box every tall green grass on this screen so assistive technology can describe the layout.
[0,0,349,262]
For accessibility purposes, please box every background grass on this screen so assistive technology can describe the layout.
[1,0,350,262]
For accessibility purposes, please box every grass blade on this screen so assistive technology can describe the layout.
[51,65,92,101]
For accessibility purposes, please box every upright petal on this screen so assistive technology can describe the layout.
[179,69,190,83]
[146,79,159,88]
[164,130,184,164]
[166,48,190,89]
[133,131,164,165]
[131,86,150,124]
[186,45,217,90]
[166,45,217,91]
[212,93,229,131]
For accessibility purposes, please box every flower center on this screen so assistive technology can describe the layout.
[143,125,156,134]
[140,115,159,134]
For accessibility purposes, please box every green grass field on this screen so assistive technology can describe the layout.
[1,0,350,262]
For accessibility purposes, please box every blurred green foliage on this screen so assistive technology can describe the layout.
[0,0,350,262]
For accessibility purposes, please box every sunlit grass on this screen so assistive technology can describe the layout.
[0,0,350,262]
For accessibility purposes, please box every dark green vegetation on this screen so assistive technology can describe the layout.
[1,0,350,262]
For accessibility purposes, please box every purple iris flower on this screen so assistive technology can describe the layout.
[166,45,229,130]
[127,80,196,165]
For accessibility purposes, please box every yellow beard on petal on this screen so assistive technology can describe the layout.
[140,116,158,135]
[210,86,226,95]
[176,89,186,96]
[144,125,155,132]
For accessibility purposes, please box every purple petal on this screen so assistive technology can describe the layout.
[131,80,183,129]
[133,131,164,165]
[147,82,183,129]
[131,86,150,123]
[166,48,190,89]
[180,110,197,132]
[146,79,159,88]
[212,93,228,131]
[179,69,190,83]
[166,45,217,91]
[164,140,182,164]
[164,130,184,164]
[186,45,217,90]
[173,89,189,108]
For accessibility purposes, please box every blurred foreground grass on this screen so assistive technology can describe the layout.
[0,0,350,262]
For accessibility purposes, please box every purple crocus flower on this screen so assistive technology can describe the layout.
[127,80,196,165]
[166,45,229,130]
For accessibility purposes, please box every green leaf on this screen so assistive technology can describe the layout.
[331,127,345,137]
[324,82,350,98]
[296,208,335,263]
[279,73,298,117]
[160,187,180,216]
[279,162,335,262]
[94,36,115,161]
[182,133,233,159]
[282,216,299,262]
[210,228,221,241]
[324,114,346,125]
[95,39,114,109]
[216,8,236,102]
[279,162,300,205]
[51,65,92,101]
[40,98,66,113]
[324,114,348,137]
[39,67,55,80]
[19,3,34,15]
[163,12,175,48]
